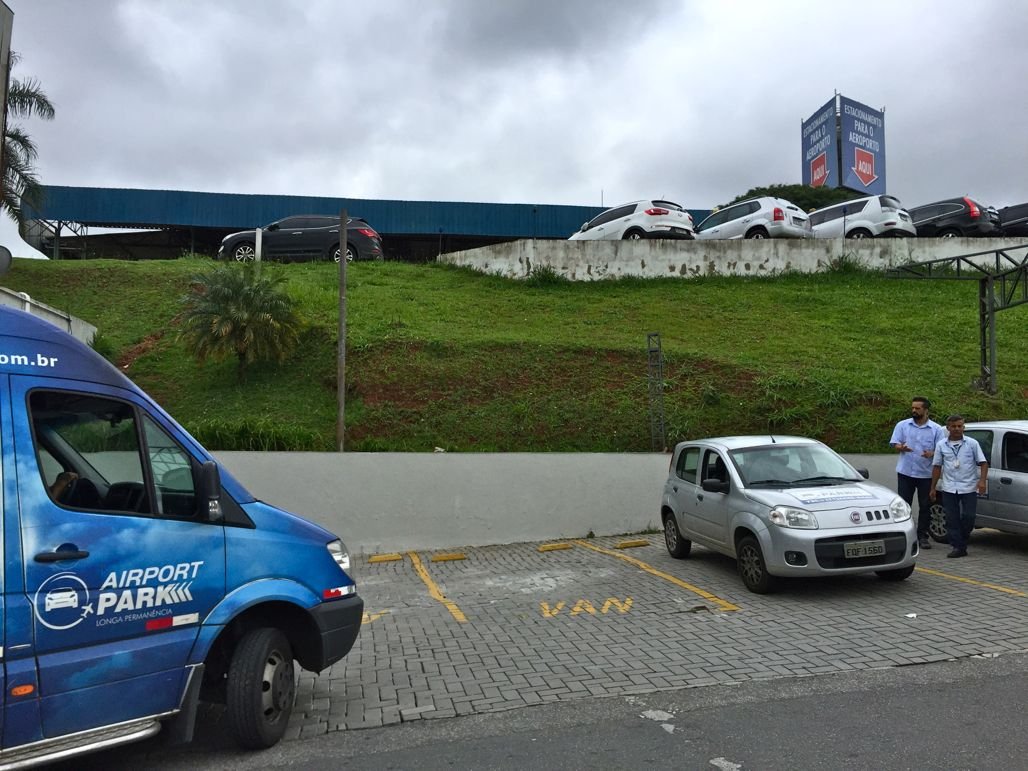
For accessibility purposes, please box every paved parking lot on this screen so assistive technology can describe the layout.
[285,529,1028,740]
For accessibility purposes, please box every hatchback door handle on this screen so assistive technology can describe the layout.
[34,549,89,563]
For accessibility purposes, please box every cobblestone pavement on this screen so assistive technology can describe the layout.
[285,529,1028,740]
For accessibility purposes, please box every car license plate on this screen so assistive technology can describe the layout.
[844,540,885,558]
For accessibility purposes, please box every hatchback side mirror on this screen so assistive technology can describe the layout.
[701,478,729,494]
[580,222,588,232]
[265,223,279,232]
[855,468,870,479]
[199,460,223,521]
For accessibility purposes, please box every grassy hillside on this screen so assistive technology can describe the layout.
[5,256,1025,453]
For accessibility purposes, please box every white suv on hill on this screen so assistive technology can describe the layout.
[694,197,812,240]
[568,200,695,240]
[809,195,916,239]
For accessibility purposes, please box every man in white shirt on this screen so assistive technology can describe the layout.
[929,415,988,558]
[889,397,944,550]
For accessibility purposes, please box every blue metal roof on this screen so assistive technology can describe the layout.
[26,186,711,240]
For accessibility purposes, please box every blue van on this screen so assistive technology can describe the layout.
[0,306,363,765]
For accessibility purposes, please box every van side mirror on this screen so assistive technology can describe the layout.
[856,468,869,479]
[199,460,223,521]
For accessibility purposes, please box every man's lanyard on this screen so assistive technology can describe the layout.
[947,442,964,465]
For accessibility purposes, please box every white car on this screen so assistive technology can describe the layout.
[568,200,694,241]
[809,195,916,239]
[45,588,79,612]
[694,197,812,240]
[661,435,916,593]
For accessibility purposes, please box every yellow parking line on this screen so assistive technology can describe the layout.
[430,553,466,562]
[916,566,1028,597]
[407,551,468,623]
[572,540,740,612]
[539,543,572,552]
[368,553,403,563]
[615,539,650,549]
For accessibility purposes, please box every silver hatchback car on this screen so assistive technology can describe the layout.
[927,420,1028,544]
[661,436,917,593]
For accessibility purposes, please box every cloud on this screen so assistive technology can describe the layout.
[3,0,1027,246]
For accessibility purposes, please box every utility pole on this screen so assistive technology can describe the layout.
[337,208,348,451]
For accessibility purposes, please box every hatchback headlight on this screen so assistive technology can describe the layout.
[889,496,912,522]
[327,539,351,572]
[769,506,819,529]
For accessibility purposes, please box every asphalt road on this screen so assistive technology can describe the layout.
[65,650,1028,770]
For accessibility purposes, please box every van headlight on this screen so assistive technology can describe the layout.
[769,506,818,529]
[889,497,912,522]
[327,539,351,572]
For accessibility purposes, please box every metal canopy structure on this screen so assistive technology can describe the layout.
[887,245,1028,394]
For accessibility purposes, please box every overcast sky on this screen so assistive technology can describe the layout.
[3,0,1027,256]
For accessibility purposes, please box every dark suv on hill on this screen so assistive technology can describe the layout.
[907,197,999,237]
[218,215,384,262]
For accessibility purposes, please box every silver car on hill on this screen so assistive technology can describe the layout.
[661,436,917,593]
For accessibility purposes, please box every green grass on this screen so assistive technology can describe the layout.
[7,257,1026,453]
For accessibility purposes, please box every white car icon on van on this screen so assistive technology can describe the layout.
[45,588,79,612]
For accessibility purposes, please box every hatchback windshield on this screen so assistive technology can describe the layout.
[730,444,862,487]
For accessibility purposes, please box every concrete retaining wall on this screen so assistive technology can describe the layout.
[215,451,898,554]
[0,287,97,343]
[438,238,1028,281]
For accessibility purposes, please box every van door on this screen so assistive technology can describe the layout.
[0,376,9,748]
[1,375,46,750]
[12,377,226,739]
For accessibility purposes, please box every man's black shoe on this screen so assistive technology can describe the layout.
[946,549,967,558]
[918,537,931,550]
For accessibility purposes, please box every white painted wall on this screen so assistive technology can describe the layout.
[215,451,899,554]
[438,238,1028,281]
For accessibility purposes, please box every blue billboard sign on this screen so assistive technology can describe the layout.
[839,95,886,195]
[800,98,837,189]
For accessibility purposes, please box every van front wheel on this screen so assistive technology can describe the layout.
[226,628,295,749]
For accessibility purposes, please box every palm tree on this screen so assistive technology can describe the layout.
[179,266,301,382]
[3,52,56,224]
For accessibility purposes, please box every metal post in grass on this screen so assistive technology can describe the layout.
[647,333,667,452]
[337,208,348,451]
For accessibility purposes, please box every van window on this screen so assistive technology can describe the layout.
[29,390,196,518]
[144,414,197,517]
[879,196,903,211]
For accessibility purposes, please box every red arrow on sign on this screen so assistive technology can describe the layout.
[852,148,878,187]
[810,152,828,188]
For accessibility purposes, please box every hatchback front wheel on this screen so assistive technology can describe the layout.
[737,535,778,593]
